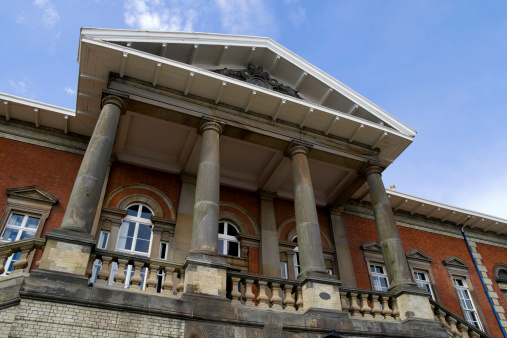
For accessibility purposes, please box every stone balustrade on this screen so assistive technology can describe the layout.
[227,271,302,311]
[88,248,184,295]
[339,287,400,321]
[0,238,46,276]
[430,300,490,338]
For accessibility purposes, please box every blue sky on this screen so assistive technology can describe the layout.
[1,0,506,218]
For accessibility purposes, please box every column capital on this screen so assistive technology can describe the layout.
[101,94,127,114]
[180,171,197,185]
[199,120,223,135]
[258,189,277,201]
[288,144,309,158]
[329,206,344,215]
[363,164,383,177]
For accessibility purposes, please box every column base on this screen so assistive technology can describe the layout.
[183,253,229,297]
[389,282,434,321]
[37,228,95,276]
[298,274,342,312]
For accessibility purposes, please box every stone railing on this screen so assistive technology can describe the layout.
[226,271,303,311]
[0,238,46,276]
[430,299,491,338]
[339,287,400,321]
[88,248,184,295]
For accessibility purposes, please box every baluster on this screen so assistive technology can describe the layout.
[283,284,296,311]
[0,249,12,275]
[389,296,400,320]
[348,292,361,317]
[256,280,269,308]
[339,292,349,312]
[12,244,35,274]
[436,309,450,330]
[85,254,95,280]
[468,331,480,338]
[129,261,144,289]
[145,264,160,293]
[446,316,460,336]
[230,276,242,304]
[381,296,393,320]
[96,256,112,284]
[457,323,469,338]
[359,293,372,318]
[177,270,185,296]
[269,282,283,309]
[161,267,175,294]
[239,278,246,304]
[243,279,256,306]
[295,286,304,311]
[113,259,128,287]
[370,294,382,319]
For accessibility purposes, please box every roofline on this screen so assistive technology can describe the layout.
[386,188,507,224]
[79,28,417,138]
[0,92,75,117]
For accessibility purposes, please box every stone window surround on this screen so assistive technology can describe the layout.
[443,256,489,333]
[0,186,58,273]
[361,242,439,301]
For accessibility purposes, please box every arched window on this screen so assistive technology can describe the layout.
[293,236,300,277]
[116,204,153,256]
[218,221,240,257]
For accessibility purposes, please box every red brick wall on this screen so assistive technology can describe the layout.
[220,185,259,235]
[0,138,83,267]
[105,162,181,218]
[342,212,504,337]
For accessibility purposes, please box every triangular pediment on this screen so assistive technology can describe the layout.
[406,249,433,262]
[443,256,468,269]
[361,241,382,253]
[6,185,58,205]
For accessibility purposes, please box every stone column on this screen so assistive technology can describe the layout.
[259,190,281,277]
[365,164,434,320]
[190,121,222,255]
[61,95,126,234]
[38,94,126,277]
[329,208,357,287]
[289,145,327,277]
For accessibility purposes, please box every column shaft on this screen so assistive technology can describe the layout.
[289,145,327,277]
[330,209,357,287]
[190,122,222,255]
[365,165,414,290]
[60,95,125,233]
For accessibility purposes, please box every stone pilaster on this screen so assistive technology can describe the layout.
[364,164,433,320]
[172,172,196,263]
[288,145,327,277]
[259,190,281,277]
[329,207,357,287]
[38,93,127,276]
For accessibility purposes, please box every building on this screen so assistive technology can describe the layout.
[0,28,506,337]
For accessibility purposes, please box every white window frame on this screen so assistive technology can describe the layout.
[1,213,40,276]
[116,204,154,256]
[281,261,288,279]
[414,270,435,300]
[218,221,240,257]
[453,277,483,330]
[370,264,389,292]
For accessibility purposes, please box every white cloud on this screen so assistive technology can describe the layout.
[16,15,28,24]
[123,0,198,31]
[213,0,274,35]
[64,87,76,95]
[33,0,60,29]
[9,80,28,97]
[283,0,307,28]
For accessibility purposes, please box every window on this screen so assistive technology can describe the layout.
[1,213,40,275]
[281,262,288,279]
[116,204,153,256]
[370,264,389,292]
[453,277,483,329]
[109,262,148,290]
[218,221,240,257]
[90,231,109,283]
[414,270,435,300]
[293,236,300,277]
[159,242,169,260]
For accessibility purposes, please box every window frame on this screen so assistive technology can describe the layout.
[218,221,241,257]
[370,263,390,292]
[453,276,483,330]
[116,203,154,256]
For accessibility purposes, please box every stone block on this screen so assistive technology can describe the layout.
[301,281,341,312]
[396,294,434,321]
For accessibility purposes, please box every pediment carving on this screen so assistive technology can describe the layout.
[214,63,302,99]
[443,256,468,269]
[6,185,58,205]
[361,241,382,253]
[406,249,433,262]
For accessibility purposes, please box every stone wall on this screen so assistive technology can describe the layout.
[3,299,185,337]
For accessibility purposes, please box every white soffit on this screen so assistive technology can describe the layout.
[78,28,416,165]
[352,186,507,235]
